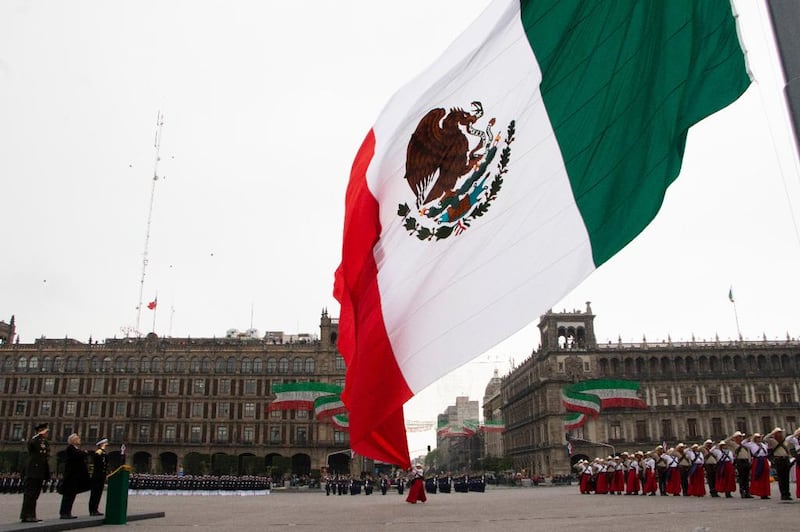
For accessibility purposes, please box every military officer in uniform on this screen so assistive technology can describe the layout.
[764,427,792,500]
[88,438,109,515]
[19,422,50,523]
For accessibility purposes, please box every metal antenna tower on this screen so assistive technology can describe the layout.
[135,111,165,336]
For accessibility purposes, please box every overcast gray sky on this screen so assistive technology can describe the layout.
[2,1,799,456]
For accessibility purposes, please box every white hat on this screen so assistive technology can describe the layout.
[96,438,109,446]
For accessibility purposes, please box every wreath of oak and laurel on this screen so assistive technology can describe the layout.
[397,120,515,241]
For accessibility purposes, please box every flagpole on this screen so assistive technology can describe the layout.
[135,111,165,337]
[151,296,158,334]
[729,287,742,340]
[766,0,800,159]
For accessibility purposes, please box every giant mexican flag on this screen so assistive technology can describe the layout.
[334,0,751,467]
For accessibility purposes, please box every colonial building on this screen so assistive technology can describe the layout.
[0,316,14,345]
[501,303,800,477]
[0,310,352,477]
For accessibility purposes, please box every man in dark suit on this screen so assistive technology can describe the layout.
[19,422,51,523]
[59,433,90,519]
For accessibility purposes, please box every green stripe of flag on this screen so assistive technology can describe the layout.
[522,0,750,265]
[271,382,343,395]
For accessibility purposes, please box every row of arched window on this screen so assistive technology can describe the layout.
[0,354,341,375]
[597,352,799,376]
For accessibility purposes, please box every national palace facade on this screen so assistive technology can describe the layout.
[502,303,800,477]
[0,311,354,477]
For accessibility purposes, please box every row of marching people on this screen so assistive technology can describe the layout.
[575,427,800,501]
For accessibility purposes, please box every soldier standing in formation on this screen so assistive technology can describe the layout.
[19,422,50,523]
[88,438,109,516]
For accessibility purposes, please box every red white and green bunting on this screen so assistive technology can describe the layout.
[331,414,349,430]
[314,394,347,420]
[438,419,480,438]
[269,382,350,430]
[480,421,505,433]
[562,379,646,430]
[563,412,586,432]
[269,382,343,411]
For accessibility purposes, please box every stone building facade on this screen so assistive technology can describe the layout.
[0,316,14,345]
[501,303,800,477]
[0,311,352,477]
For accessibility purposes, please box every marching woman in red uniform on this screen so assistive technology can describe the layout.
[713,441,736,497]
[643,452,658,495]
[625,453,641,495]
[743,433,771,499]
[593,458,609,494]
[576,460,592,494]
[610,456,624,495]
[663,449,682,496]
[685,444,706,497]
[405,465,427,504]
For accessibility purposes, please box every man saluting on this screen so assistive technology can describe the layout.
[19,422,51,523]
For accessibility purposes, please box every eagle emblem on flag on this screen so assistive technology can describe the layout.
[397,101,514,240]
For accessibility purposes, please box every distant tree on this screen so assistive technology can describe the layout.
[424,448,442,471]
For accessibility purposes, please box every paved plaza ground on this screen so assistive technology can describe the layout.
[0,485,796,532]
